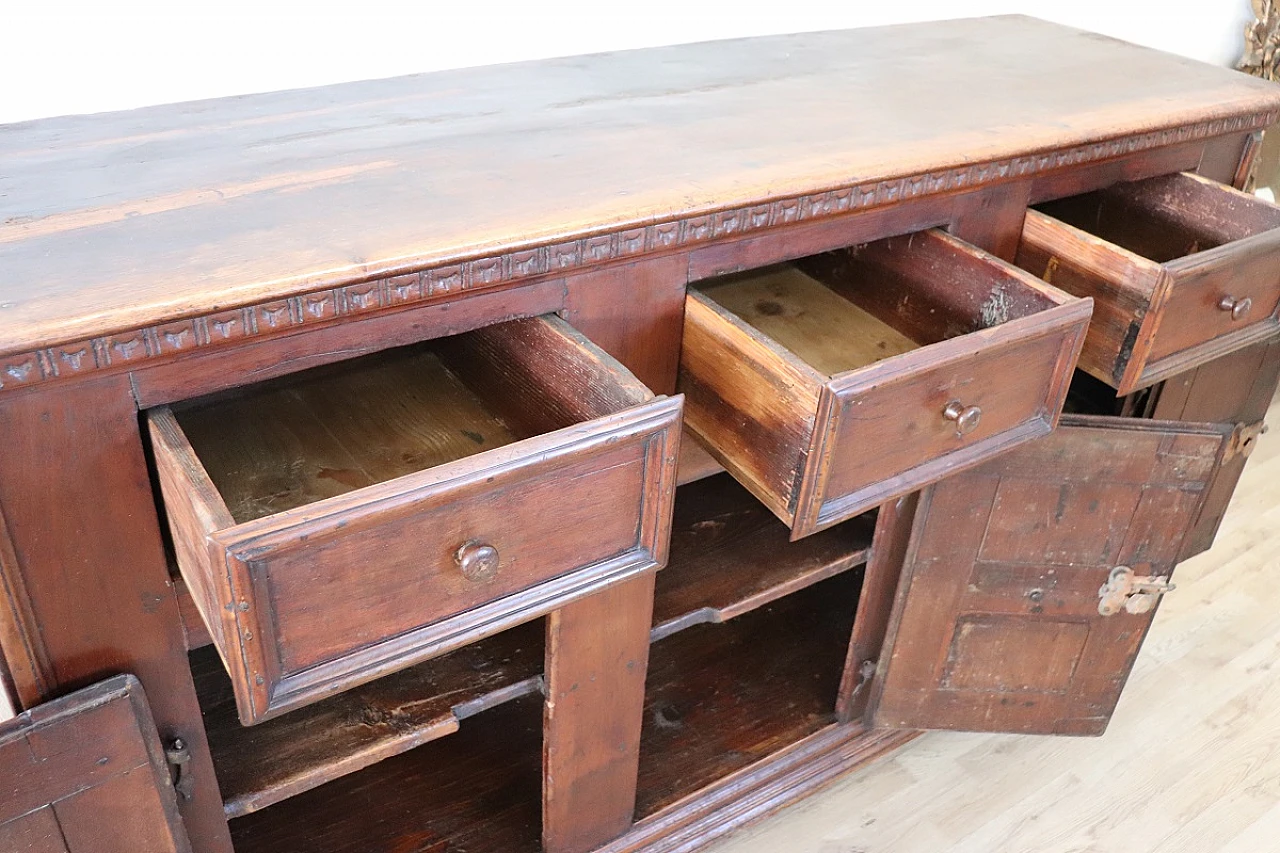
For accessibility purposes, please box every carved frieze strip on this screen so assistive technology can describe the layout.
[1,111,1274,394]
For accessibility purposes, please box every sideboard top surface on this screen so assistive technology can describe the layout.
[1,14,1278,360]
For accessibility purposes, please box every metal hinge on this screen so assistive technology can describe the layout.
[1098,566,1175,617]
[846,660,878,703]
[1225,421,1267,460]
[165,738,194,801]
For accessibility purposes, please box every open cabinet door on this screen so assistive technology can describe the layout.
[868,415,1232,736]
[0,675,192,853]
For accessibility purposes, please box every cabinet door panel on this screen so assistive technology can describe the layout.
[0,675,191,853]
[869,416,1230,735]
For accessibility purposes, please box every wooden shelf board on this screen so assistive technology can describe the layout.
[228,695,544,853]
[653,475,873,642]
[637,570,862,818]
[194,475,868,822]
[193,620,544,819]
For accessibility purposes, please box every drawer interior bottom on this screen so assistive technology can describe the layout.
[699,266,921,375]
[174,345,522,523]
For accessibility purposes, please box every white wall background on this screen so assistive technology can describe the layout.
[0,0,1257,126]
[0,1,1257,717]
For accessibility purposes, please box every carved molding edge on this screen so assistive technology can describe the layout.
[1,112,1275,395]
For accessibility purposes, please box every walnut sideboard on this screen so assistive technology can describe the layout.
[2,16,1280,853]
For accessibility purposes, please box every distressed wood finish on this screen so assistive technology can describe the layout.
[149,315,682,723]
[0,377,233,852]
[681,228,1090,538]
[870,416,1232,734]
[2,17,1280,853]
[560,256,690,394]
[191,621,544,818]
[1,17,1277,385]
[653,475,872,642]
[1020,171,1280,394]
[0,675,191,853]
[544,573,656,853]
[229,696,546,853]
[835,492,920,724]
[1150,337,1280,558]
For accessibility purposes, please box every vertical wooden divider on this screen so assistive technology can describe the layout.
[543,571,657,853]
[545,254,688,852]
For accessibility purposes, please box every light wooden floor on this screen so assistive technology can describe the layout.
[713,389,1280,853]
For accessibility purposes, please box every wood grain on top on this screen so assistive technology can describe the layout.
[1,16,1278,357]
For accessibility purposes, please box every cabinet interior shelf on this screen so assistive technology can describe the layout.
[226,568,862,853]
[191,474,873,822]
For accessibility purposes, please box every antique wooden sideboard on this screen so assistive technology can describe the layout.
[3,16,1280,853]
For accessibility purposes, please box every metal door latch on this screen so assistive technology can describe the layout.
[165,738,194,801]
[1098,566,1175,616]
[1226,421,1267,460]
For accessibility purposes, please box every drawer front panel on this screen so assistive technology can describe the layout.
[224,397,681,720]
[264,440,648,673]
[802,322,1077,535]
[1150,236,1280,363]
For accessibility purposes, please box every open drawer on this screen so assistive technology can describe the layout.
[1019,171,1280,395]
[679,228,1091,540]
[148,315,682,724]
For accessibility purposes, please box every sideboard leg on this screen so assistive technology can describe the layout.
[0,377,233,853]
[543,571,656,853]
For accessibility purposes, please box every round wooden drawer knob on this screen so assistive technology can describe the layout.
[942,400,982,436]
[1218,295,1252,321]
[456,541,499,583]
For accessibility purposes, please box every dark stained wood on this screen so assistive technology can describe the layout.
[870,416,1232,735]
[597,724,919,853]
[175,576,213,652]
[229,696,544,853]
[131,275,569,408]
[674,429,725,486]
[1027,139,1207,206]
[3,17,1277,367]
[4,21,1280,853]
[560,256,690,394]
[0,505,52,707]
[544,573,656,853]
[948,182,1031,261]
[1198,132,1255,187]
[836,491,919,724]
[682,227,1090,538]
[148,316,681,723]
[653,474,873,642]
[191,620,544,818]
[1022,171,1280,393]
[0,675,191,853]
[0,377,233,852]
[1150,336,1280,558]
[636,572,861,818]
